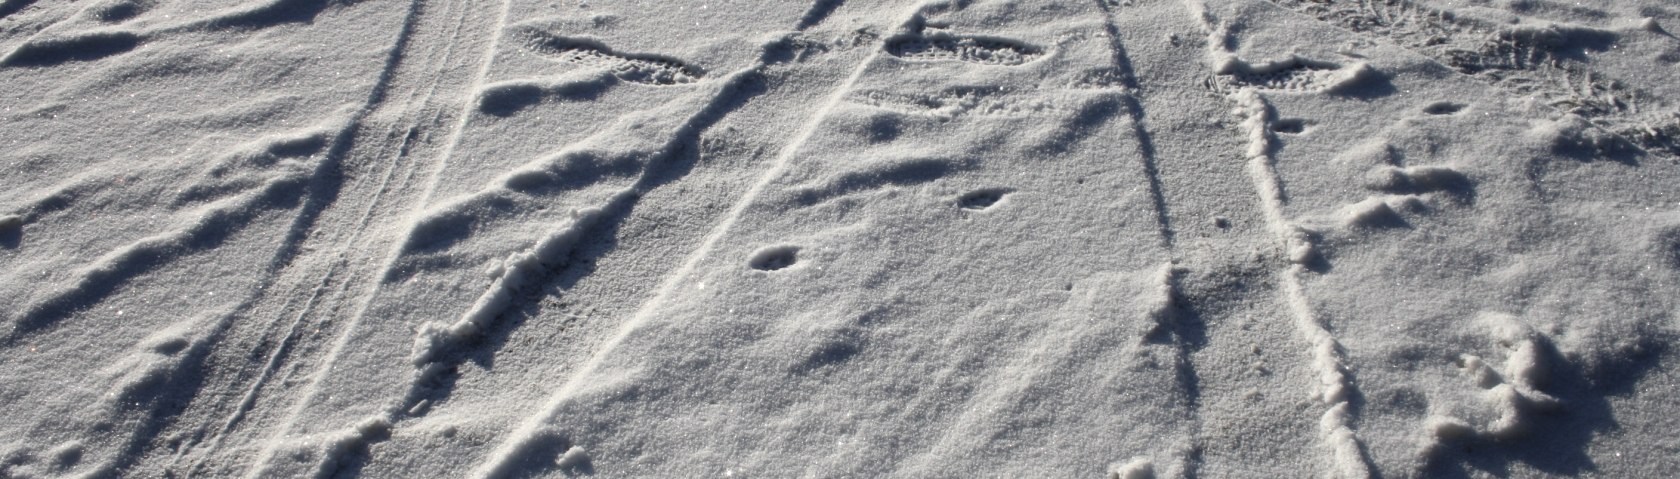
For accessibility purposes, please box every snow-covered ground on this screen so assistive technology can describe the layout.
[3,0,1679,477]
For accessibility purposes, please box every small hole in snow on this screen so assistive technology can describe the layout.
[749,246,799,271]
[1423,101,1466,115]
[959,188,1011,210]
[1273,118,1306,134]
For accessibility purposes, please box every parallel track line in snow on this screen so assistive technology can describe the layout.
[1183,1,1375,477]
[231,0,513,476]
[468,3,941,477]
[177,0,440,472]
[1094,0,1174,249]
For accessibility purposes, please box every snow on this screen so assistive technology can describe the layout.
[3,0,1679,477]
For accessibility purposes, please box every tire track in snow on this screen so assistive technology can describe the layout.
[221,0,513,475]
[224,1,842,477]
[145,0,509,475]
[0,0,454,474]
[0,0,452,339]
[1185,1,1375,477]
[467,4,942,478]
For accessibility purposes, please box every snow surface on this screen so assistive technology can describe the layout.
[2,0,1679,477]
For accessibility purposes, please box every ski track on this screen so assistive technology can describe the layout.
[1260,0,1680,158]
[1185,0,1376,477]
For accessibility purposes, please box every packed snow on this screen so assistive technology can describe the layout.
[3,0,1679,477]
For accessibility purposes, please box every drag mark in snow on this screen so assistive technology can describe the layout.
[1236,72,1375,479]
[1090,2,1197,470]
[1186,2,1375,477]
[796,0,845,30]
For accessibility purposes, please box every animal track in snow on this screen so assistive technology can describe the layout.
[1272,118,1308,134]
[1415,313,1563,468]
[518,29,703,86]
[1422,101,1467,116]
[958,188,1009,210]
[1340,158,1474,229]
[749,245,799,271]
[884,30,1044,66]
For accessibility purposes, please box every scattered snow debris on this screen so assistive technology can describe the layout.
[1110,457,1154,479]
